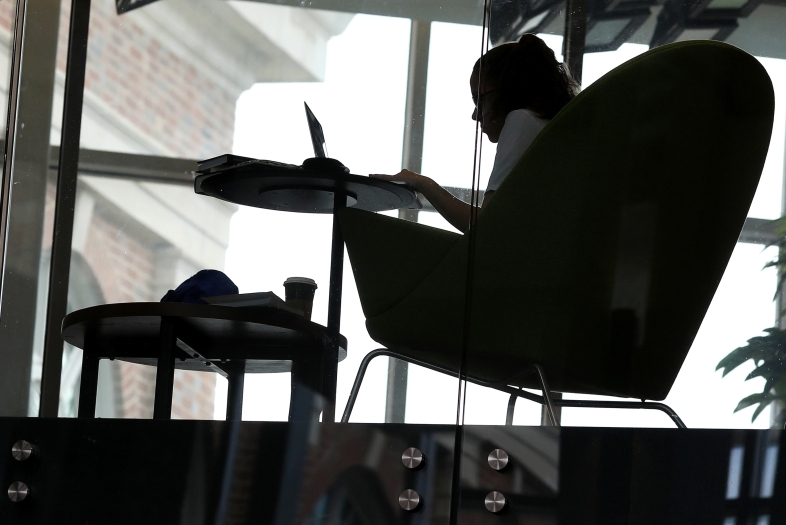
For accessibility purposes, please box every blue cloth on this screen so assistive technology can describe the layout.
[160,270,238,304]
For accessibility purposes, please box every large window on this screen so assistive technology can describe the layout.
[1,0,784,435]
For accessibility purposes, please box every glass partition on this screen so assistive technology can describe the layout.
[40,0,490,428]
[16,0,784,431]
[3,0,785,520]
[459,0,786,432]
[0,0,66,418]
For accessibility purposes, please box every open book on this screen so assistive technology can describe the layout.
[204,292,304,316]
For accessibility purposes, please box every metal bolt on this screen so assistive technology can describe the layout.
[488,448,510,471]
[402,447,424,469]
[8,482,30,503]
[399,489,421,511]
[11,440,34,462]
[485,491,506,513]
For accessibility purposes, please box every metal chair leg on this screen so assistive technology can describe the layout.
[342,349,545,423]
[555,399,687,428]
[531,364,559,426]
[340,348,687,428]
[341,349,385,423]
[492,363,559,426]
[505,392,517,426]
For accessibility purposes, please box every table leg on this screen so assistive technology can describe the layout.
[225,361,245,421]
[77,352,100,419]
[153,317,177,420]
[323,192,347,423]
[289,356,322,423]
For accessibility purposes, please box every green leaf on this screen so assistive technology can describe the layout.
[717,347,762,374]
[746,361,786,382]
[752,401,771,422]
[734,392,772,412]
[720,218,786,423]
[717,328,786,376]
[734,392,773,423]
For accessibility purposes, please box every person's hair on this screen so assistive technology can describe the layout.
[473,34,580,120]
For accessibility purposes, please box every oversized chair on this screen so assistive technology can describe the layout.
[338,41,774,427]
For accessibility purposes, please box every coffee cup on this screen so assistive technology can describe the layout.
[283,277,318,320]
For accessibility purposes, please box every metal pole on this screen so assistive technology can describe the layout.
[385,357,408,423]
[401,20,431,177]
[396,19,430,225]
[153,317,176,420]
[775,107,786,427]
[539,0,588,425]
[225,361,245,421]
[39,0,93,417]
[384,19,431,424]
[323,192,347,423]
[0,0,61,417]
[0,0,28,285]
[562,0,587,84]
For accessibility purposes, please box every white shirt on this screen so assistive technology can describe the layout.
[486,109,549,193]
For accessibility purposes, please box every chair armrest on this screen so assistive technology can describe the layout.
[338,208,462,317]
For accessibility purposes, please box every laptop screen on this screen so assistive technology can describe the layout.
[304,102,327,158]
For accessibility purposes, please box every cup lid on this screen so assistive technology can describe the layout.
[284,276,318,288]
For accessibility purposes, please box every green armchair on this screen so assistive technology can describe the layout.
[339,41,774,425]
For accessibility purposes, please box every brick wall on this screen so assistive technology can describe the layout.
[43,178,218,420]
[0,2,14,40]
[32,0,237,420]
[62,0,236,157]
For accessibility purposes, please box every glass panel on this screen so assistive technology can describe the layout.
[5,0,786,520]
[0,0,67,417]
[0,2,16,127]
[5,0,786,519]
[459,0,786,434]
[56,0,486,431]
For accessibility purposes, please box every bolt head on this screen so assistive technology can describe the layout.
[399,489,421,511]
[402,447,424,469]
[11,441,34,462]
[8,482,30,503]
[485,491,506,513]
[488,448,510,471]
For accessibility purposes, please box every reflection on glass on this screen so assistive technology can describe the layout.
[59,178,235,418]
[727,445,744,499]
[760,444,779,498]
[48,0,365,419]
[26,0,71,416]
[229,14,413,423]
[54,2,481,423]
[0,2,16,127]
[24,0,784,434]
[560,244,778,429]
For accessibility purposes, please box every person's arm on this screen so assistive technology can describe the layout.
[371,170,487,233]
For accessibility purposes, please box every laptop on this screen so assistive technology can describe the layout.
[304,102,328,158]
[197,102,329,172]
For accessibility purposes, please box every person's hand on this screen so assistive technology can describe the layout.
[370,169,430,192]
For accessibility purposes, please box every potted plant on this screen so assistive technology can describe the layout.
[716,327,786,426]
[716,218,786,428]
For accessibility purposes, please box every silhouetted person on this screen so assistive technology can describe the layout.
[372,34,579,232]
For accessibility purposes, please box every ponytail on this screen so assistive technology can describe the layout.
[475,34,580,119]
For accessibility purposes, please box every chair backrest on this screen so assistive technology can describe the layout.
[468,41,774,400]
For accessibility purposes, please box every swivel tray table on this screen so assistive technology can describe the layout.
[194,156,416,421]
[63,303,347,421]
